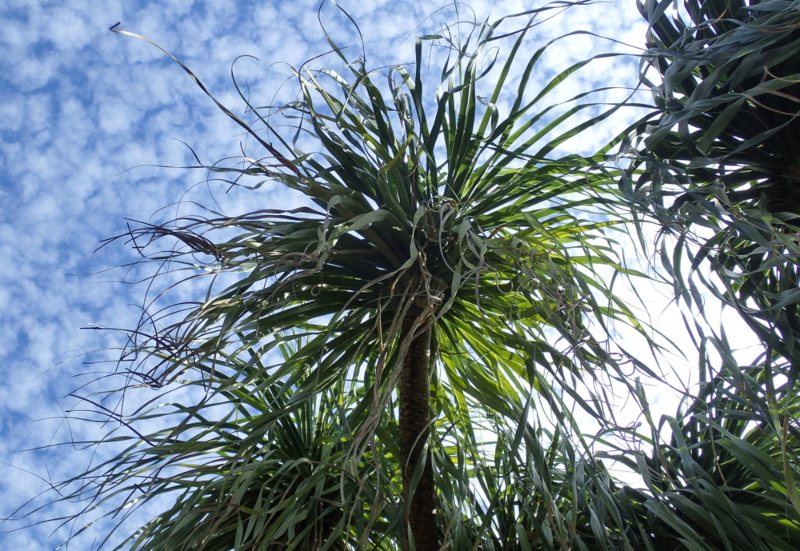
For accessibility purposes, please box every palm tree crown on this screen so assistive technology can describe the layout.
[628,0,800,367]
[69,8,661,549]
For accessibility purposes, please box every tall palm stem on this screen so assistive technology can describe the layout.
[399,306,437,551]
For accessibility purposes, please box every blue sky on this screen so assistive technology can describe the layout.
[0,1,742,548]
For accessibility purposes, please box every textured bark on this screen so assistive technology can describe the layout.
[399,311,438,551]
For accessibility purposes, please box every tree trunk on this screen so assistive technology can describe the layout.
[399,311,438,551]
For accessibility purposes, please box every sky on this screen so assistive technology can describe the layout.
[0,1,750,549]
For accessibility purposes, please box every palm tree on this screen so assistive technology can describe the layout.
[617,1,800,548]
[626,0,800,368]
[603,340,800,550]
[46,5,672,550]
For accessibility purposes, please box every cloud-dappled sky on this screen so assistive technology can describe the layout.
[0,1,737,548]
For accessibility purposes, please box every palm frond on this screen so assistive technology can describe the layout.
[626,0,800,368]
[605,353,800,550]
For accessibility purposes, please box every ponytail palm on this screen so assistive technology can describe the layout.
[629,0,800,367]
[618,2,800,547]
[616,359,800,549]
[59,8,659,549]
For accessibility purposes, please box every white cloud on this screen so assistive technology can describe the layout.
[23,92,54,137]
[12,53,60,92]
[43,7,93,51]
[97,95,135,134]
[0,99,26,135]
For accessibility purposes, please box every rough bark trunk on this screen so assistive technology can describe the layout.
[399,311,438,551]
